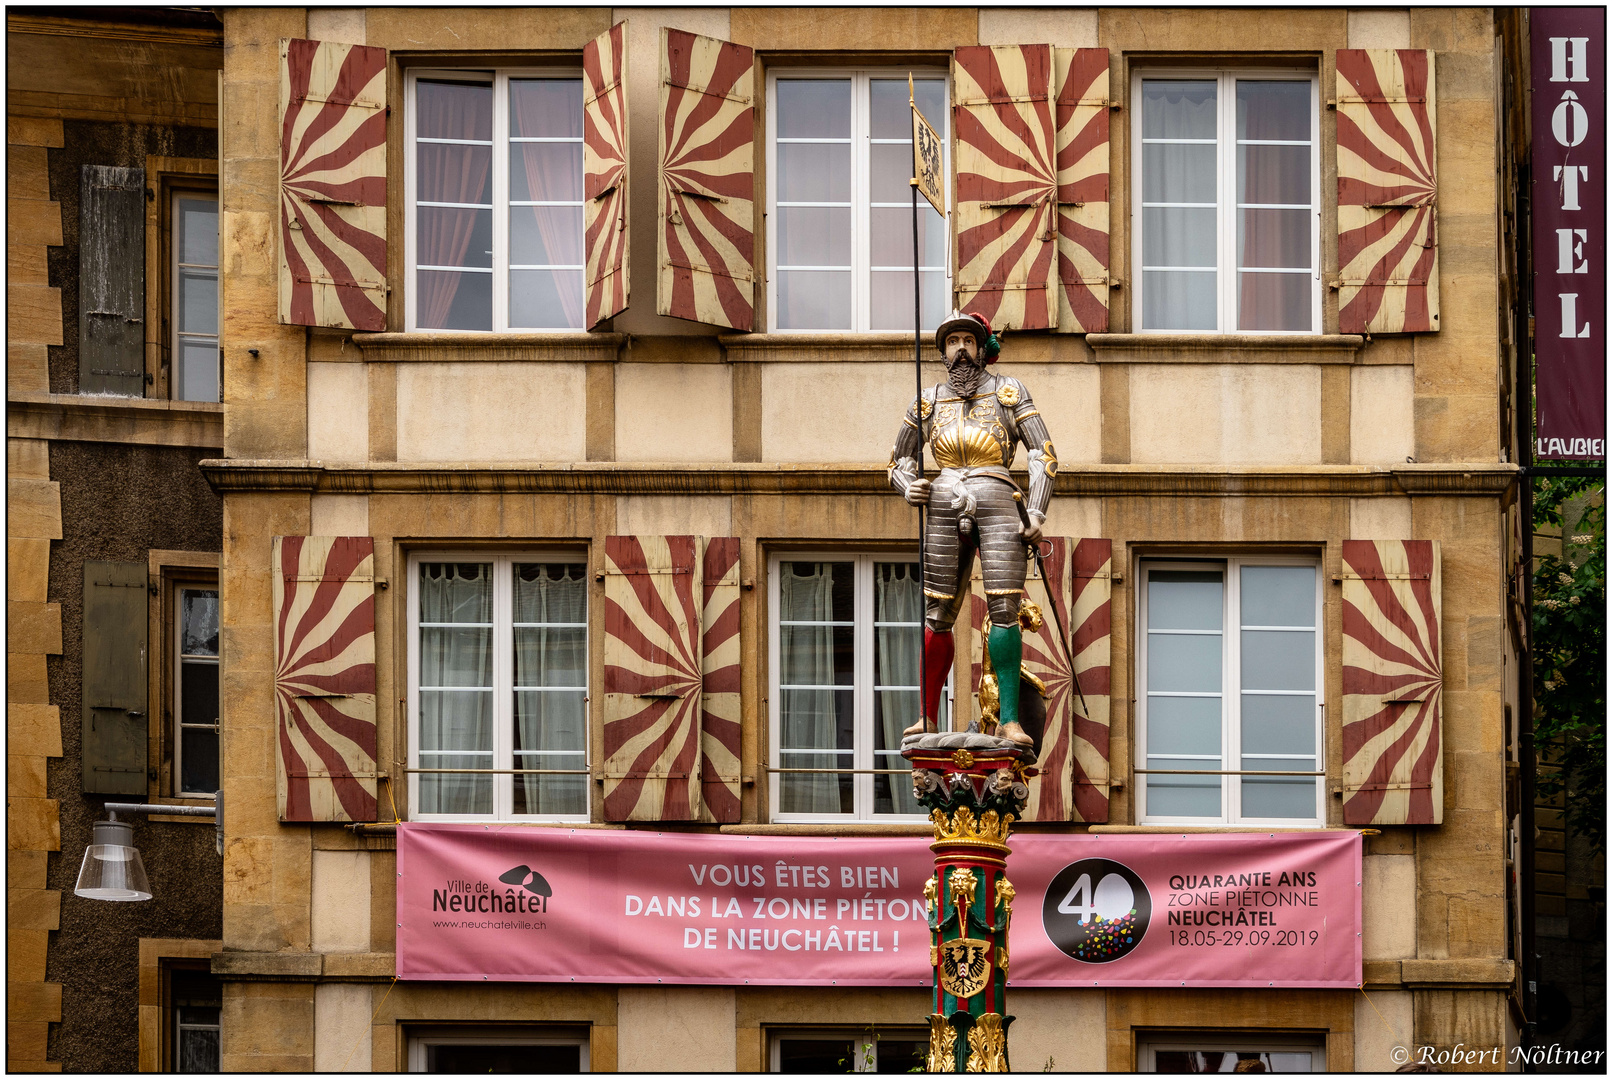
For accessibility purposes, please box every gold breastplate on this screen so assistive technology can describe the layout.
[931,398,1009,469]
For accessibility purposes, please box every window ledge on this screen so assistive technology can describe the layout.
[7,391,223,448]
[1086,333,1364,365]
[719,333,925,363]
[349,332,626,364]
[723,822,935,835]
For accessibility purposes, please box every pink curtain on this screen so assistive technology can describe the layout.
[511,82,585,328]
[418,83,492,329]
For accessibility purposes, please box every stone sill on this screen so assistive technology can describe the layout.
[349,332,625,364]
[718,332,1095,365]
[212,951,395,982]
[8,391,223,449]
[1087,333,1364,365]
[1364,958,1517,990]
[200,460,1518,498]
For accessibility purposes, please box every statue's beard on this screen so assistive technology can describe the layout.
[946,355,986,397]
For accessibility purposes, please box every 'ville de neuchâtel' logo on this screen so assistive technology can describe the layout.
[431,864,553,914]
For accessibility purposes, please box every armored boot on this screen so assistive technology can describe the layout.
[905,627,955,735]
[987,623,1034,748]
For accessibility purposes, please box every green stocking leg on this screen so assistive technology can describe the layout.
[987,623,1022,728]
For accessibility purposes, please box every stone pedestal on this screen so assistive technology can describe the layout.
[902,737,1036,1073]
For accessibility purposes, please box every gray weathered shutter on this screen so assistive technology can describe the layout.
[82,561,149,795]
[78,166,147,396]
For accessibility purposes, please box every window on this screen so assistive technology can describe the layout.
[408,554,589,821]
[172,191,219,400]
[169,965,222,1073]
[770,1028,928,1073]
[1132,70,1319,333]
[1136,558,1322,825]
[1137,1032,1325,1072]
[407,1027,588,1072]
[767,71,949,332]
[174,584,220,796]
[768,555,949,821]
[405,69,586,332]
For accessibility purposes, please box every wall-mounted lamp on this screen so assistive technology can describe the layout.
[74,791,222,902]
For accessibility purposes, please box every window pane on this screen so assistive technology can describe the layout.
[1143,270,1217,331]
[875,1039,928,1073]
[777,271,852,329]
[777,206,852,267]
[1147,633,1222,693]
[510,78,583,138]
[418,756,492,815]
[779,1038,856,1073]
[1142,80,1216,139]
[515,627,586,687]
[781,562,853,622]
[1240,694,1316,756]
[180,662,219,727]
[417,143,492,205]
[1238,144,1310,206]
[510,142,583,203]
[510,269,584,329]
[777,80,850,138]
[417,79,492,141]
[869,142,916,204]
[869,270,947,333]
[417,269,493,330]
[870,77,946,138]
[1242,772,1318,819]
[418,206,493,268]
[179,271,217,335]
[781,624,853,686]
[1149,570,1223,629]
[420,563,492,622]
[778,143,851,203]
[1240,566,1315,626]
[1237,80,1311,142]
[180,724,219,794]
[178,1026,220,1073]
[1143,143,1216,204]
[870,206,945,267]
[177,198,218,266]
[1239,209,1311,269]
[1237,271,1311,332]
[428,1043,581,1073]
[177,339,219,403]
[1146,695,1221,756]
[181,590,220,655]
[421,691,493,751]
[1146,758,1221,817]
[515,691,586,752]
[1241,630,1315,692]
[1142,206,1216,267]
[514,563,586,622]
[422,627,492,686]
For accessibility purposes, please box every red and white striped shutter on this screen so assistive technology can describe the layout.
[278,38,388,331]
[656,29,756,330]
[1019,538,1073,822]
[1053,48,1111,333]
[1069,538,1113,823]
[1341,540,1443,825]
[699,538,743,823]
[600,535,705,822]
[583,22,630,328]
[952,45,1058,331]
[272,536,379,822]
[1335,49,1439,334]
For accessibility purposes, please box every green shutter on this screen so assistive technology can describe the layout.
[79,166,147,396]
[82,560,149,795]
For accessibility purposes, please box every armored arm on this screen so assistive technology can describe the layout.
[888,395,927,500]
[1014,394,1057,522]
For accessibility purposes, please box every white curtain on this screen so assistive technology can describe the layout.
[418,562,493,814]
[874,563,923,814]
[779,562,844,813]
[513,563,587,815]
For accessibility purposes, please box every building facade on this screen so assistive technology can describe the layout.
[12,5,1539,1072]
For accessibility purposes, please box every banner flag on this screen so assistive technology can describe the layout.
[912,79,946,218]
[398,826,1361,989]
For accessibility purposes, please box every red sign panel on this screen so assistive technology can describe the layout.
[1532,9,1607,460]
[397,826,1362,989]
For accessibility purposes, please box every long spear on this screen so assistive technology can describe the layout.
[910,77,945,731]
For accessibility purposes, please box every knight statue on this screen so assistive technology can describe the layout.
[888,310,1058,749]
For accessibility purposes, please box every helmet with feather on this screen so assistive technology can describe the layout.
[933,309,1002,364]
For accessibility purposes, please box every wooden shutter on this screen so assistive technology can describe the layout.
[81,561,149,795]
[79,166,146,396]
[1341,540,1443,825]
[584,22,631,328]
[699,538,743,823]
[601,535,705,821]
[273,536,379,822]
[953,45,1058,331]
[964,538,1110,822]
[1053,49,1111,333]
[1335,49,1438,334]
[278,37,388,331]
[1068,538,1113,822]
[656,28,756,330]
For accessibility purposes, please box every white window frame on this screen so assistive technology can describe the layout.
[767,551,947,823]
[1130,67,1322,334]
[1137,1031,1327,1072]
[768,1027,930,1072]
[765,67,951,333]
[406,1027,589,1073]
[406,550,590,823]
[171,189,219,401]
[173,582,220,798]
[1135,556,1325,827]
[404,67,588,333]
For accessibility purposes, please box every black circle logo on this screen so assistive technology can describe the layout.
[1041,858,1151,963]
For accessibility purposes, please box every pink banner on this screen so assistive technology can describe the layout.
[397,825,1361,988]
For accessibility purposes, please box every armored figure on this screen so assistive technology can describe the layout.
[888,311,1058,748]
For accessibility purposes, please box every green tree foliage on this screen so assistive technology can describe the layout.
[1532,475,1606,853]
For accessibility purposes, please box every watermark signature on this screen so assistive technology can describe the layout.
[1390,1043,1605,1068]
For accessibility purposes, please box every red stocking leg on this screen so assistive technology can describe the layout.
[922,627,955,725]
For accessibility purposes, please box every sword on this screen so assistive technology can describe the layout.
[1012,493,1089,718]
